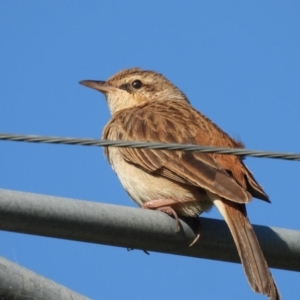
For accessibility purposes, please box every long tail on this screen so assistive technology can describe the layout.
[213,198,280,300]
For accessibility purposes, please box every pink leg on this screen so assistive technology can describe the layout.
[142,199,180,231]
[142,199,180,209]
[142,199,202,247]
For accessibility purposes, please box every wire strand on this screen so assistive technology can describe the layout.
[0,132,299,161]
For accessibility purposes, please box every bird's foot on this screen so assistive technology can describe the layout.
[142,199,180,232]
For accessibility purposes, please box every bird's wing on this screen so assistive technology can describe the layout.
[103,100,267,204]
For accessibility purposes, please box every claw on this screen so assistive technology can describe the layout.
[189,217,202,247]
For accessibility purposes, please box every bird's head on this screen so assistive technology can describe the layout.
[79,68,189,114]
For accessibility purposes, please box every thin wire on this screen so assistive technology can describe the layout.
[0,132,299,161]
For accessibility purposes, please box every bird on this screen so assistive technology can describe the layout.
[79,68,280,300]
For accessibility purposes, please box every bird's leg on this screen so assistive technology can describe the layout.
[142,198,180,209]
[142,199,180,231]
[143,199,202,246]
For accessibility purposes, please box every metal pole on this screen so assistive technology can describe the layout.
[0,256,90,300]
[0,188,299,271]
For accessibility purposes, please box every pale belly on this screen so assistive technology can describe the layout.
[107,148,213,217]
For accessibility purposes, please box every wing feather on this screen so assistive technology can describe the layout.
[103,100,268,203]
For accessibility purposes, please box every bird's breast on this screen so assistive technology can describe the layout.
[105,147,212,217]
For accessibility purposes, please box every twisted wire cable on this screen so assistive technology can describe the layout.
[1,133,299,161]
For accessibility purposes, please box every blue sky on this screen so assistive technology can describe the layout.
[1,1,299,299]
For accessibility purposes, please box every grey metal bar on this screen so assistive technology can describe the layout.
[0,256,90,300]
[0,188,299,272]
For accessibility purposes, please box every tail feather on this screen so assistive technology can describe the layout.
[213,198,280,300]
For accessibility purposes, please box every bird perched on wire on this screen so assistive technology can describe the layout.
[80,68,280,300]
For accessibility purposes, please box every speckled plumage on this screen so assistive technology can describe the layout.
[80,68,280,300]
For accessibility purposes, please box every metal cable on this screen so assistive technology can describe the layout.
[1,132,299,161]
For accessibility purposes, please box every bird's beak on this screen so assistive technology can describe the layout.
[79,80,118,94]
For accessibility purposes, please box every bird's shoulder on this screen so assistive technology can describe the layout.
[104,100,240,147]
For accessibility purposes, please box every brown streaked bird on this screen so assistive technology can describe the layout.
[79,68,280,300]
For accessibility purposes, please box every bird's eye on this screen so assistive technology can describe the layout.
[131,80,142,89]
